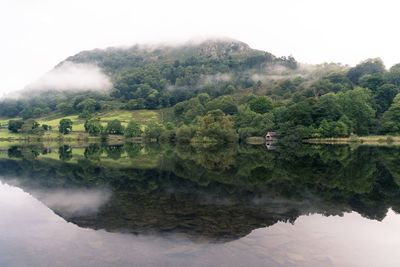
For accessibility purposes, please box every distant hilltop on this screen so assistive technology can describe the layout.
[61,37,295,76]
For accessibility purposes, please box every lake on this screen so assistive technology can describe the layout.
[0,143,400,266]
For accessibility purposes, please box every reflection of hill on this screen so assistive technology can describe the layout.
[0,144,400,241]
[67,191,347,242]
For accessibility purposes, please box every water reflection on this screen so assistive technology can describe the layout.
[1,143,400,265]
[0,181,400,267]
[1,144,400,238]
[30,188,111,218]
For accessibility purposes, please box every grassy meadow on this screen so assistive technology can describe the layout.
[0,109,165,142]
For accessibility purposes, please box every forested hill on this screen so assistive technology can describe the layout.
[63,39,297,75]
[61,38,298,102]
[1,38,400,142]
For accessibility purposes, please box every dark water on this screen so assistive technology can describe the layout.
[1,143,400,266]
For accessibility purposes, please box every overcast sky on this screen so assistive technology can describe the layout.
[0,0,399,95]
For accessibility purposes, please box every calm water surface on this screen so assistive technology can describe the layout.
[1,143,400,266]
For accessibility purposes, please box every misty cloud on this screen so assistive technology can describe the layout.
[200,73,232,85]
[25,61,112,92]
[250,64,301,83]
[250,62,348,83]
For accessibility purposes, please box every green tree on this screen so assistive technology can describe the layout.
[59,119,73,134]
[173,96,207,123]
[282,100,314,126]
[206,96,238,115]
[105,120,124,135]
[21,119,41,134]
[313,93,342,124]
[176,125,195,143]
[84,118,103,136]
[143,122,164,141]
[8,120,24,133]
[195,110,238,143]
[359,73,385,93]
[20,108,33,120]
[388,63,400,86]
[375,84,399,115]
[338,87,375,135]
[197,93,210,106]
[381,93,400,133]
[77,98,99,118]
[234,105,274,139]
[318,119,349,137]
[41,124,51,131]
[318,119,331,137]
[56,102,74,115]
[124,120,142,138]
[125,99,145,110]
[347,58,386,84]
[249,96,273,114]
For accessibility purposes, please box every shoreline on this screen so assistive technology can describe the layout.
[3,133,400,146]
[305,135,400,145]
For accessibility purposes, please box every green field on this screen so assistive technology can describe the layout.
[37,115,86,132]
[0,109,164,141]
[98,110,160,124]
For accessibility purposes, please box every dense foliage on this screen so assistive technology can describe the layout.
[2,40,400,141]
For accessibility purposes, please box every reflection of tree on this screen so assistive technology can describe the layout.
[381,149,400,186]
[84,144,103,160]
[41,147,52,155]
[272,145,377,195]
[234,146,275,181]
[105,145,123,160]
[124,143,143,158]
[8,145,42,160]
[175,145,235,171]
[7,146,22,158]
[59,145,72,161]
[197,146,236,171]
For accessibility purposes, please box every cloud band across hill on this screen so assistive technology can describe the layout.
[25,61,112,93]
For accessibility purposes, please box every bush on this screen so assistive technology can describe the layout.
[195,110,238,143]
[59,119,73,134]
[84,118,103,136]
[143,122,164,141]
[8,120,24,133]
[176,125,195,143]
[42,124,52,131]
[105,120,124,135]
[124,120,142,138]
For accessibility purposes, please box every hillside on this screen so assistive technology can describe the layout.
[63,38,293,75]
[1,38,400,143]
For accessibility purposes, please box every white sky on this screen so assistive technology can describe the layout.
[0,0,400,95]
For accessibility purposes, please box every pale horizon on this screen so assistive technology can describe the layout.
[1,0,400,95]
